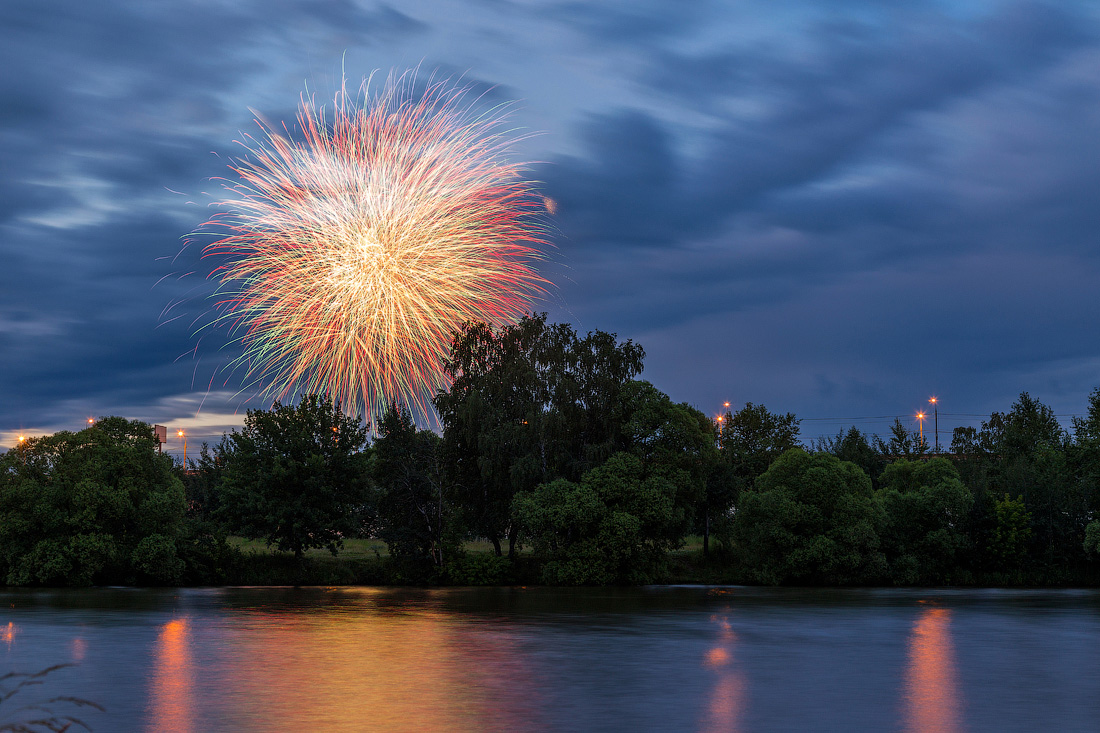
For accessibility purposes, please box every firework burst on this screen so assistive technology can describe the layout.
[200,71,551,419]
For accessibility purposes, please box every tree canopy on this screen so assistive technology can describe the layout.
[0,417,186,585]
[216,395,371,558]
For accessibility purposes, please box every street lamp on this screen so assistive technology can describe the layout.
[928,396,939,452]
[916,411,926,445]
[177,430,187,467]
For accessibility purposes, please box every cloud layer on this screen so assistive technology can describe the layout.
[2,0,1099,451]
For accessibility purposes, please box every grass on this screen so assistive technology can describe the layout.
[228,536,389,559]
[227,536,527,559]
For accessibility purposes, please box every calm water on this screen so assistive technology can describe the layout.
[1,586,1098,732]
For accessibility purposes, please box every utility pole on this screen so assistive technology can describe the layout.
[929,396,939,452]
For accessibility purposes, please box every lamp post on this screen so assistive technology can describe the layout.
[928,397,939,452]
[916,411,926,446]
[177,430,187,468]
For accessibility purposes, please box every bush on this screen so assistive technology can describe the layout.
[444,553,513,585]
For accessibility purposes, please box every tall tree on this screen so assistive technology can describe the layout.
[876,419,929,460]
[435,314,645,557]
[877,458,973,584]
[372,404,451,565]
[709,402,800,556]
[216,395,371,559]
[818,426,887,490]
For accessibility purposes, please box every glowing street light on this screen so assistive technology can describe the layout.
[928,396,937,449]
[177,429,187,467]
[916,411,926,444]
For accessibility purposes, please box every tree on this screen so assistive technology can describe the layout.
[216,395,371,559]
[372,404,452,565]
[818,426,887,490]
[876,419,928,459]
[710,402,800,556]
[718,402,801,483]
[1084,520,1100,559]
[1070,388,1100,547]
[181,437,230,520]
[877,458,973,584]
[979,394,1080,568]
[0,417,186,586]
[731,448,885,585]
[989,392,1065,458]
[513,452,687,584]
[435,314,645,557]
[987,494,1032,571]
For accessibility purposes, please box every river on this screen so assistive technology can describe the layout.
[1,586,1097,732]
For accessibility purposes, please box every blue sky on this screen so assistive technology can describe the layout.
[3,0,1099,454]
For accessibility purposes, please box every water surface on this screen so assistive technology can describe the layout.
[2,586,1097,732]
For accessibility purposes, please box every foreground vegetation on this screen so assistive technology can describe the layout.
[4,315,1100,587]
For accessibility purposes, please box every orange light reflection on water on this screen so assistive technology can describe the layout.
[213,606,538,732]
[701,612,745,733]
[904,607,962,733]
[147,618,194,733]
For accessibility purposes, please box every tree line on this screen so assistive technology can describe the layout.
[4,314,1100,586]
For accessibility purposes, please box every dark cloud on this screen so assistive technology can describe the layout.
[3,0,1100,445]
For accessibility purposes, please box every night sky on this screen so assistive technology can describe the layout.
[4,0,1100,455]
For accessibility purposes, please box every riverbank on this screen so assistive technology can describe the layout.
[214,537,1100,588]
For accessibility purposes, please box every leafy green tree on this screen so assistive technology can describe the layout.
[1083,520,1100,559]
[876,419,928,459]
[513,452,687,584]
[216,395,371,559]
[435,314,645,557]
[181,438,229,520]
[0,417,186,586]
[372,404,453,565]
[988,392,1066,458]
[1070,388,1100,545]
[731,448,885,585]
[976,394,1082,568]
[818,426,888,490]
[712,402,800,555]
[987,494,1032,571]
[877,458,973,584]
[718,402,801,485]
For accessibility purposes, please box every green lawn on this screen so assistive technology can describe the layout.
[229,534,706,559]
[228,536,389,559]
